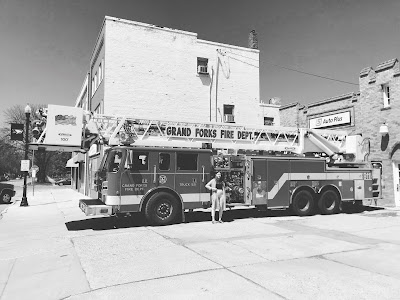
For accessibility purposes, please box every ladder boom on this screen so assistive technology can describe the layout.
[87,114,347,154]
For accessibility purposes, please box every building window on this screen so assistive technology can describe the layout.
[223,105,235,123]
[94,72,98,90]
[91,77,95,97]
[98,63,102,83]
[197,57,208,74]
[264,117,274,126]
[94,101,103,114]
[382,84,390,108]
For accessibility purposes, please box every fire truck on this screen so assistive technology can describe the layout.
[66,113,378,225]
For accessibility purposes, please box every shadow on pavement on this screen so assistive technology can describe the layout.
[341,204,384,214]
[65,205,385,231]
[65,213,146,231]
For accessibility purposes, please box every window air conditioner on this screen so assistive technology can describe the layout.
[224,114,235,123]
[197,65,208,74]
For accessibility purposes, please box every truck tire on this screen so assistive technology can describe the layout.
[318,189,340,215]
[1,191,12,204]
[144,192,179,225]
[291,190,315,216]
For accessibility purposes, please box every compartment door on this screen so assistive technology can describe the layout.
[252,159,267,205]
[267,159,290,208]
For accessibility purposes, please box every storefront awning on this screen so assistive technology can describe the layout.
[29,143,86,153]
[66,158,78,168]
[72,153,85,163]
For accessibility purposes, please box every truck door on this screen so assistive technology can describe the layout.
[175,151,203,208]
[119,150,157,212]
[266,159,290,208]
[199,152,212,203]
[155,152,175,190]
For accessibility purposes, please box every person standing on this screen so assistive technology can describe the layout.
[205,171,226,223]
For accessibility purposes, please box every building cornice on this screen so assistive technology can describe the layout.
[306,92,358,108]
[279,102,299,110]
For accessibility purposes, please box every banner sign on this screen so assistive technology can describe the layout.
[309,111,350,129]
[121,121,299,144]
[164,126,261,140]
[11,123,24,141]
[45,105,84,146]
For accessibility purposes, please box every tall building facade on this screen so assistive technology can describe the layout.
[280,58,400,207]
[73,16,264,196]
[77,16,261,123]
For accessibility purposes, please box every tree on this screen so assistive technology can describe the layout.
[0,140,23,178]
[1,104,70,182]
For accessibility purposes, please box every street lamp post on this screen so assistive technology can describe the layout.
[21,104,31,207]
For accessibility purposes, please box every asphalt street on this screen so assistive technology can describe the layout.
[1,184,400,299]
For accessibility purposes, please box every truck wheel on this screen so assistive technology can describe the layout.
[291,190,315,216]
[145,192,179,225]
[1,191,12,204]
[318,189,340,215]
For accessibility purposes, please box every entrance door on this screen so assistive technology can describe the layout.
[392,161,400,206]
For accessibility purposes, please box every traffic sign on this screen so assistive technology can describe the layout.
[31,165,39,172]
[21,160,30,172]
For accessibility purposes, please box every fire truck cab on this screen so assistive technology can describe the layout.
[81,146,213,225]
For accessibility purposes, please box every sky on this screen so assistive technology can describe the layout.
[1,0,400,124]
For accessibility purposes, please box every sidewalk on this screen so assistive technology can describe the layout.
[0,187,91,300]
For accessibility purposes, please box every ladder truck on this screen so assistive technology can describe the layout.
[70,112,377,225]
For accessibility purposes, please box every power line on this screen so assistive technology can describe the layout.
[226,50,358,86]
[264,61,359,86]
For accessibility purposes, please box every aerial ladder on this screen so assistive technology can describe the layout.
[82,113,366,164]
[30,108,368,165]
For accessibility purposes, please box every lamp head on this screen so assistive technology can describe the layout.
[25,104,32,114]
[379,123,389,136]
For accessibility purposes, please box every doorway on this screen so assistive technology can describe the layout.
[392,161,400,206]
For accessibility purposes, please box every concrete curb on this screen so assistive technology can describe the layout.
[0,200,18,219]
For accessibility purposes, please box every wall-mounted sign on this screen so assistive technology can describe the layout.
[11,123,24,141]
[21,160,30,172]
[45,105,83,146]
[309,111,351,129]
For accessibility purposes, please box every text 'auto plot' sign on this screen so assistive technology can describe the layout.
[309,111,351,129]
[45,105,83,146]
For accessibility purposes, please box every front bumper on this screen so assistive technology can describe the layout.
[79,199,112,216]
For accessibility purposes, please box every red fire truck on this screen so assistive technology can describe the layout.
[72,113,378,225]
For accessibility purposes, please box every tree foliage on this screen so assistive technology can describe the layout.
[1,104,71,182]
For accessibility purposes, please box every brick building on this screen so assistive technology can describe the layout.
[71,16,279,196]
[280,58,400,207]
[76,16,263,123]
